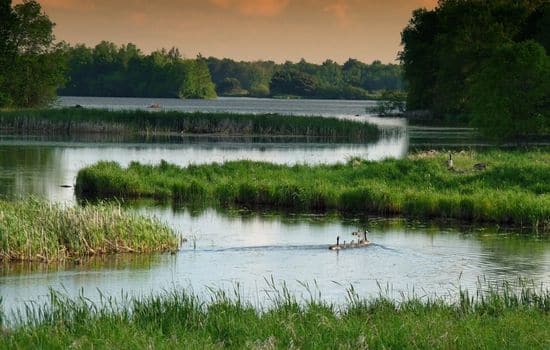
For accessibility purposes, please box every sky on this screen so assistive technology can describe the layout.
[18,0,437,63]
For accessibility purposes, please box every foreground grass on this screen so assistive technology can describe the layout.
[0,108,379,140]
[0,199,178,262]
[76,150,550,230]
[1,284,549,349]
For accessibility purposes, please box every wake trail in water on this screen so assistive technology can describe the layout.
[183,242,395,253]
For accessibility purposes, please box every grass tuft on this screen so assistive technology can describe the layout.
[0,198,179,262]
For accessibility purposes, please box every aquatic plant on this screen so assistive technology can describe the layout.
[0,108,379,140]
[75,150,550,230]
[0,199,178,262]
[1,282,549,349]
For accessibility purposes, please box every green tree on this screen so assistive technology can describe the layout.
[468,41,550,139]
[0,0,65,107]
[270,69,317,97]
[217,77,243,95]
[179,58,217,99]
[400,0,544,119]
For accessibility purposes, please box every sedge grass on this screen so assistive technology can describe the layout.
[0,108,379,140]
[1,282,549,349]
[75,150,550,230]
[0,199,179,262]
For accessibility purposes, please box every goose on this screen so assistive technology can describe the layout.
[447,153,454,170]
[329,236,341,250]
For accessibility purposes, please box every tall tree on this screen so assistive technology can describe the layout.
[0,0,65,107]
[468,41,550,139]
[400,0,546,118]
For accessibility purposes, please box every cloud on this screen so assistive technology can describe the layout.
[210,0,290,17]
[323,0,351,26]
[38,0,95,10]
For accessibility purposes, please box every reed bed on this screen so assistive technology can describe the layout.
[0,108,379,139]
[0,199,178,262]
[1,283,549,349]
[75,150,550,230]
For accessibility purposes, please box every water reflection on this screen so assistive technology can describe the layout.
[476,234,549,277]
[0,131,407,202]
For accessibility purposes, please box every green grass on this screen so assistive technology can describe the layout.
[1,283,549,349]
[0,199,179,262]
[75,150,550,230]
[0,108,379,140]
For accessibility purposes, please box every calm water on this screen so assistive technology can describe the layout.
[1,97,547,314]
[58,96,379,117]
[2,207,549,313]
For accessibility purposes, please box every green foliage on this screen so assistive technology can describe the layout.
[178,58,217,99]
[0,0,66,107]
[205,57,403,99]
[217,77,245,95]
[401,0,550,132]
[367,90,407,116]
[61,44,403,100]
[468,41,550,139]
[2,284,550,349]
[270,68,318,97]
[0,198,178,262]
[60,44,217,99]
[0,108,380,139]
[75,150,550,230]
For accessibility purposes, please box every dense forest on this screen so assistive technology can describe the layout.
[206,57,403,99]
[60,44,404,100]
[59,43,216,99]
[400,0,550,138]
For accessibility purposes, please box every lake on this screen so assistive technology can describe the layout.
[1,97,547,315]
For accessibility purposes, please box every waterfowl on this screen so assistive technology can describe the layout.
[329,236,341,250]
[447,153,454,170]
[473,163,487,171]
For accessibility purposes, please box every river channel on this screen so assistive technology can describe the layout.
[1,97,548,315]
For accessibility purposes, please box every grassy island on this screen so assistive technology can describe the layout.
[0,199,178,262]
[0,108,379,140]
[1,285,549,349]
[76,150,550,230]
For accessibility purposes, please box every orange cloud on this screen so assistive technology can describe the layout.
[210,0,290,16]
[323,0,351,26]
[37,0,95,10]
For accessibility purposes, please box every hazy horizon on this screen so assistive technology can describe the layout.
[16,0,437,64]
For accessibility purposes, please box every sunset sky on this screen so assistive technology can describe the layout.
[19,0,437,63]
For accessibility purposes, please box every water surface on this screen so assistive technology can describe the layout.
[2,207,549,314]
[1,97,547,314]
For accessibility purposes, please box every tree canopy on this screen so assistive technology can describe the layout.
[206,57,403,99]
[0,0,66,107]
[468,41,550,139]
[400,0,550,138]
[59,43,216,99]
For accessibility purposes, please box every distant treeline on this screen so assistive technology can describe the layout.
[59,43,216,99]
[206,57,403,99]
[60,42,404,100]
[401,0,549,138]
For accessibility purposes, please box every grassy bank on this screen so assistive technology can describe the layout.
[0,199,178,262]
[2,284,549,349]
[76,150,550,230]
[0,108,379,140]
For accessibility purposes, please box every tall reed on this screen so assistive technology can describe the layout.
[0,108,379,140]
[0,199,178,262]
